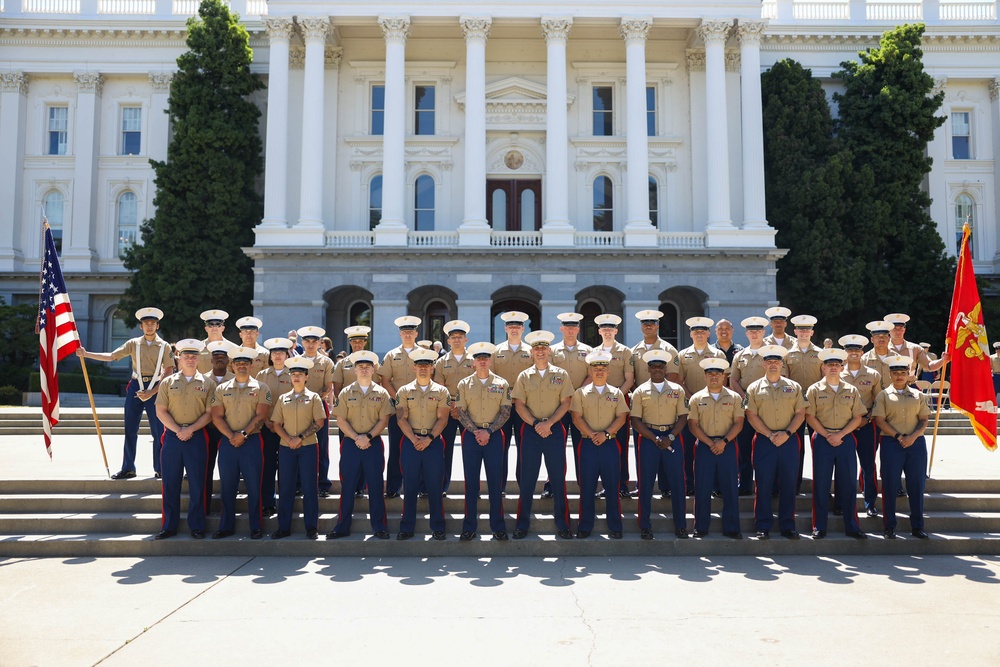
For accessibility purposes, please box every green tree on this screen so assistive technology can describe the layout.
[120,0,264,340]
[834,23,954,346]
[0,297,41,390]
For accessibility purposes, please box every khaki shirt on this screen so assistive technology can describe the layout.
[255,367,294,419]
[197,337,231,375]
[763,334,794,350]
[510,364,575,421]
[687,387,745,438]
[872,386,930,435]
[300,354,334,395]
[745,377,808,431]
[677,345,728,395]
[862,349,893,383]
[243,343,270,378]
[434,351,475,400]
[395,380,451,431]
[630,338,680,386]
[805,379,866,430]
[597,341,635,388]
[379,345,418,391]
[271,389,326,446]
[890,340,931,372]
[731,348,769,391]
[570,384,629,432]
[110,336,173,380]
[456,372,511,427]
[551,342,594,389]
[991,354,1000,374]
[331,382,395,434]
[211,377,272,432]
[629,380,688,427]
[841,366,884,411]
[785,344,823,389]
[491,342,533,385]
[155,372,213,425]
[332,356,380,389]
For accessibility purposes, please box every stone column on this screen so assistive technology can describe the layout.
[927,77,950,247]
[65,72,102,272]
[991,79,1000,265]
[456,299,493,341]
[621,18,657,247]
[698,19,734,234]
[260,17,294,230]
[375,16,411,247]
[296,17,330,240]
[372,298,409,353]
[148,73,172,164]
[541,17,575,247]
[737,20,770,231]
[0,72,28,271]
[458,16,492,247]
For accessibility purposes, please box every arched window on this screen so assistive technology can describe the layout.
[425,300,450,344]
[369,175,382,230]
[117,192,138,259]
[955,194,974,257]
[648,176,659,227]
[657,302,680,349]
[349,301,372,350]
[414,175,435,231]
[43,191,65,255]
[593,176,613,232]
[579,301,603,347]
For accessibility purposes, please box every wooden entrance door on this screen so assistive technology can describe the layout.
[486,180,542,231]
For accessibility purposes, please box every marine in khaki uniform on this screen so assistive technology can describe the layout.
[269,357,326,540]
[492,311,535,490]
[379,316,422,498]
[153,339,214,540]
[332,325,378,498]
[687,357,745,539]
[840,334,885,516]
[729,316,772,495]
[884,313,950,383]
[594,313,636,498]
[197,309,230,375]
[395,348,451,541]
[872,355,932,540]
[235,316,270,378]
[784,314,823,494]
[629,350,690,540]
[676,316,727,496]
[455,342,512,541]
[77,307,173,479]
[572,350,631,539]
[745,345,808,540]
[327,351,394,540]
[433,320,475,495]
[203,340,235,514]
[805,348,868,539]
[862,320,896,384]
[297,326,336,496]
[511,331,575,540]
[549,312,593,494]
[763,306,794,350]
[210,346,273,540]
[256,337,295,518]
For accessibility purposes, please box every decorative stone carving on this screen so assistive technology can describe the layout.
[0,71,29,94]
[736,20,768,46]
[932,78,948,96]
[325,47,343,69]
[541,17,572,43]
[620,18,652,46]
[989,79,999,102]
[289,48,305,69]
[697,19,732,46]
[74,72,103,95]
[460,17,492,41]
[379,16,410,42]
[299,17,330,42]
[149,72,173,92]
[686,50,706,72]
[504,150,524,170]
[262,17,294,43]
[725,52,741,72]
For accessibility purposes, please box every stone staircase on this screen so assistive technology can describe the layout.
[0,477,997,557]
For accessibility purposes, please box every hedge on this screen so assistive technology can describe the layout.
[29,372,124,395]
[0,386,21,405]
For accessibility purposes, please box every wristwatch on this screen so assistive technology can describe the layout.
[240,430,247,438]
[667,433,676,442]
[604,431,612,440]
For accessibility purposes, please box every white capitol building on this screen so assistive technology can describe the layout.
[0,0,997,353]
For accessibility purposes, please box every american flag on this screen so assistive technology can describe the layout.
[37,223,80,458]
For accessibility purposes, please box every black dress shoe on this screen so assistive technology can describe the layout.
[780,529,800,540]
[263,507,276,518]
[674,528,689,539]
[619,489,632,499]
[374,530,390,539]
[884,528,896,539]
[418,491,429,499]
[212,529,234,539]
[723,531,743,540]
[355,490,365,498]
[867,507,880,518]
[396,531,414,541]
[318,490,330,498]
[306,528,318,540]
[575,530,591,539]
[250,529,263,539]
[662,490,672,499]
[512,529,528,540]
[756,531,769,540]
[846,530,868,540]
[609,530,623,539]
[459,531,476,541]
[811,529,826,539]
[295,490,303,497]
[595,489,606,499]
[712,491,722,499]
[557,529,573,539]
[153,530,176,540]
[154,472,161,479]
[492,531,508,541]
[385,491,399,499]
[111,470,137,480]
[432,531,446,541]
[640,528,654,540]
[540,489,554,499]
[190,530,205,540]
[897,488,907,497]
[832,507,843,516]
[270,529,291,539]
[693,529,709,538]
[911,529,929,539]
[326,530,349,539]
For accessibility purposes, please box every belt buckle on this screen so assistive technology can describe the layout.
[480,423,491,429]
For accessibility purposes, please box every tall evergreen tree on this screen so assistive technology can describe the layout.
[834,23,953,346]
[120,0,264,340]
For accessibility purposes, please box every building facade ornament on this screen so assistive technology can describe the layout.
[725,51,741,72]
[685,50,706,72]
[74,71,103,94]
[298,17,330,42]
[262,17,294,42]
[379,16,411,42]
[989,78,1000,101]
[619,18,652,46]
[460,17,492,41]
[697,19,732,46]
[0,71,29,94]
[541,17,573,43]
[325,47,343,69]
[289,48,305,69]
[148,72,173,91]
[932,77,948,95]
[736,19,768,46]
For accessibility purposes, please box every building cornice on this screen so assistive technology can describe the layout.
[762,30,1000,51]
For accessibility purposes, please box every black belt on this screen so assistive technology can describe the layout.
[414,428,432,436]
[178,423,192,428]
[479,422,491,429]
[134,375,154,383]
[645,423,674,432]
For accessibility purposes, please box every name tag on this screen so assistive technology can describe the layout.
[605,395,619,403]
[487,386,505,394]
[781,387,796,394]
[549,376,564,386]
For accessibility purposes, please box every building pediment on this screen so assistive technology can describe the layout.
[455,76,574,131]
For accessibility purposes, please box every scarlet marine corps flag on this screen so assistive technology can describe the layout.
[946,222,997,452]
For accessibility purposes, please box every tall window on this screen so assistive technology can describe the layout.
[369,175,382,230]
[593,86,613,136]
[593,176,613,232]
[426,300,449,344]
[371,84,385,135]
[349,301,372,349]
[579,301,603,347]
[952,112,971,159]
[414,85,435,136]
[414,175,435,231]
[117,192,138,259]
[121,107,141,155]
[658,302,680,348]
[43,191,65,255]
[955,194,974,257]
[48,107,68,156]
[646,86,656,136]
[649,176,659,227]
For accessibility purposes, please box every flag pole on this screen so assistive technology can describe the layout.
[927,358,949,478]
[78,356,110,478]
